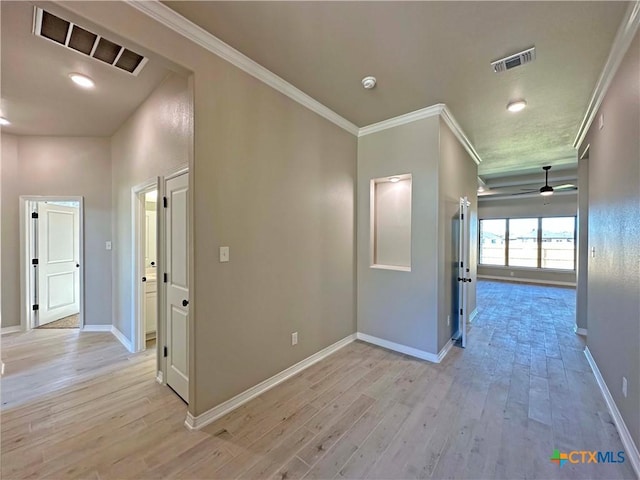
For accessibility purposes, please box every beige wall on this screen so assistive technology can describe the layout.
[438,119,478,350]
[110,73,190,342]
[358,116,440,355]
[374,179,412,268]
[0,134,112,327]
[63,2,357,416]
[477,194,578,284]
[583,31,639,448]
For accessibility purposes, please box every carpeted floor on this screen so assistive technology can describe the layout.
[37,314,79,329]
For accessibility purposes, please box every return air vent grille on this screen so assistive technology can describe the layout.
[33,7,147,75]
[491,47,536,73]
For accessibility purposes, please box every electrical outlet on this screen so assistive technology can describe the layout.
[219,246,230,263]
[291,332,298,346]
[105,241,112,250]
[622,377,628,398]
[447,315,450,326]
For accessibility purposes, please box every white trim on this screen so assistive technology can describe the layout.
[111,326,134,352]
[156,371,164,384]
[574,1,640,150]
[132,178,159,354]
[358,104,444,137]
[584,347,640,478]
[19,196,85,332]
[574,325,588,336]
[185,333,356,430]
[370,264,412,273]
[356,332,447,364]
[440,106,482,166]
[1,326,22,335]
[357,104,482,166]
[477,275,576,287]
[438,338,455,363]
[81,324,112,332]
[469,308,478,324]
[126,1,359,136]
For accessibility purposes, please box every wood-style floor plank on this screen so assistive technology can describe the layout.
[1,281,635,479]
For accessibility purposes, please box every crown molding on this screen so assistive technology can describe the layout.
[573,0,640,149]
[440,105,482,166]
[126,0,359,136]
[358,104,482,165]
[358,103,445,137]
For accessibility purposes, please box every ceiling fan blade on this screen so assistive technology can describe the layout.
[554,184,576,190]
[511,190,538,196]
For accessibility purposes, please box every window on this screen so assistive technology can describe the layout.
[508,218,538,267]
[479,216,576,270]
[479,219,506,265]
[541,217,576,269]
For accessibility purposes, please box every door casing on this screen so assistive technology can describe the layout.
[19,196,85,331]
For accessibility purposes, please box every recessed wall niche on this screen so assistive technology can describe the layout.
[370,174,412,271]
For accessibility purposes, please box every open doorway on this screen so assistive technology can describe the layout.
[20,197,84,331]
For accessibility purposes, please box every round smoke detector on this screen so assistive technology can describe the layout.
[361,76,377,89]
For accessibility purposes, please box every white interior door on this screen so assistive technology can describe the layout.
[165,172,189,402]
[37,203,80,326]
[457,197,471,347]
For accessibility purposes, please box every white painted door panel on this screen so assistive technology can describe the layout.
[165,173,189,402]
[37,203,80,326]
[457,197,470,348]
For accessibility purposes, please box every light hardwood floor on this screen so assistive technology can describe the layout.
[1,281,635,479]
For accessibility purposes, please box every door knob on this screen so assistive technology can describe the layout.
[76,264,80,268]
[182,299,189,307]
[151,261,156,267]
[142,276,147,282]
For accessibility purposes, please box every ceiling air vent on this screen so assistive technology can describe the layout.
[491,47,536,73]
[33,7,147,76]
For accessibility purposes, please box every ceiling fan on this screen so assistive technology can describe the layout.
[512,166,577,196]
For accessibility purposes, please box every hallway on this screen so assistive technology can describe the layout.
[0,281,634,479]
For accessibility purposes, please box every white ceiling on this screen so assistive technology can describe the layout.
[0,1,171,137]
[163,1,627,177]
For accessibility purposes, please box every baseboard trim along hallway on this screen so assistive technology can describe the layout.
[584,346,640,478]
[356,332,454,364]
[185,333,357,430]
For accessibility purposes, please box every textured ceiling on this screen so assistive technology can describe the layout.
[163,1,627,177]
[0,1,170,136]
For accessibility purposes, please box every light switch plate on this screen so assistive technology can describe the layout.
[292,332,298,346]
[106,241,112,251]
[219,246,230,263]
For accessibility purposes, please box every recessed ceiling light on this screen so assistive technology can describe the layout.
[389,176,400,183]
[0,117,10,126]
[362,76,377,89]
[69,73,95,89]
[507,99,527,112]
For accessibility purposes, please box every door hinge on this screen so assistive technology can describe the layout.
[33,304,39,311]
[459,308,463,315]
[460,261,463,268]
[461,213,464,220]
[31,212,39,219]
[163,273,168,283]
[163,196,168,208]
[163,346,168,357]
[32,258,39,265]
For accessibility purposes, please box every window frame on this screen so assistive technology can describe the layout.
[478,215,577,271]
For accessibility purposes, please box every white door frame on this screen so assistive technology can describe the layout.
[160,166,189,388]
[19,196,85,331]
[131,165,188,386]
[132,179,159,353]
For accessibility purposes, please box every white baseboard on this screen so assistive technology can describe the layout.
[478,275,576,287]
[110,326,134,353]
[81,324,112,332]
[584,346,640,477]
[185,333,357,430]
[1,325,22,335]
[469,308,478,324]
[574,325,588,336]
[356,332,453,364]
[156,371,163,384]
